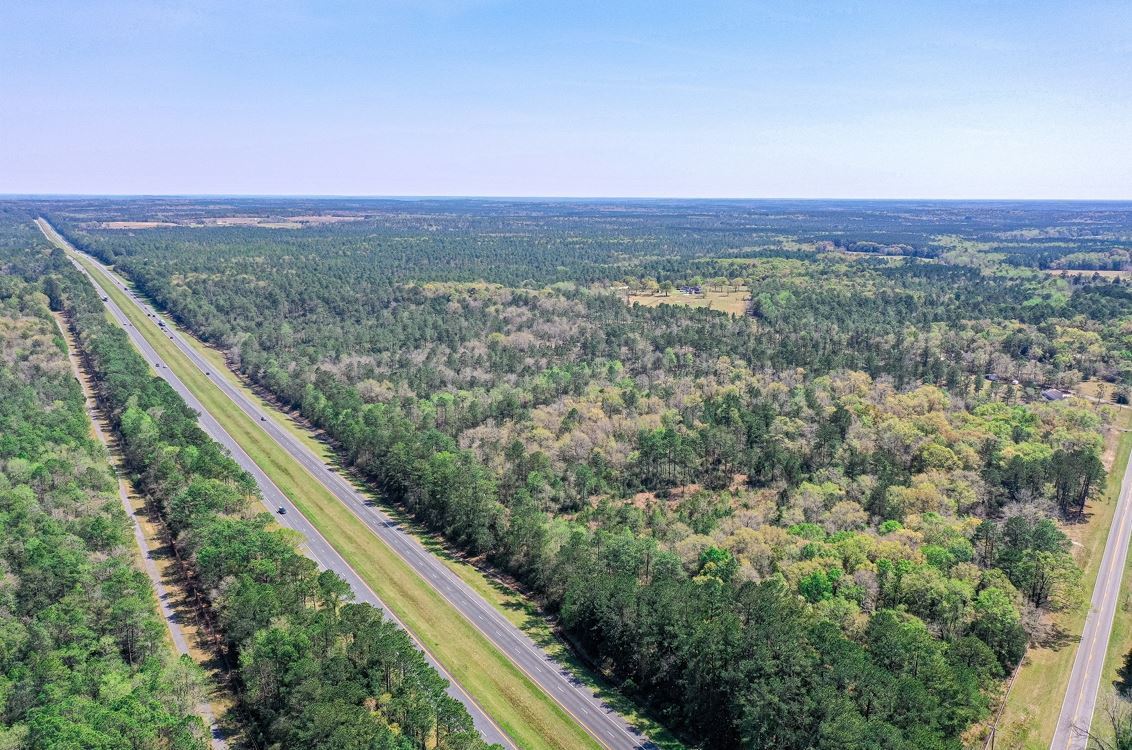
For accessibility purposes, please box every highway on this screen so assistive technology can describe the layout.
[41,220,515,749]
[38,218,655,750]
[1051,434,1132,749]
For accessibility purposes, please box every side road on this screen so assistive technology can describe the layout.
[52,310,228,750]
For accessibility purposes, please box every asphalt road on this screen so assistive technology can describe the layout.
[1051,435,1132,749]
[46,227,514,749]
[40,219,655,750]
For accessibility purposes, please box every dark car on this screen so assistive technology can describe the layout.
[277,506,286,514]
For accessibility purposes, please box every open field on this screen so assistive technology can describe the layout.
[1077,379,1129,405]
[626,289,750,316]
[64,248,603,750]
[1095,416,1132,740]
[997,408,1132,748]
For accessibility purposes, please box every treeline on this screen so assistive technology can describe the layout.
[25,248,499,750]
[22,201,1129,748]
[54,228,1132,394]
[256,369,1035,750]
[0,273,207,748]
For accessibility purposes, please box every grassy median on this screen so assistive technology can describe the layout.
[1094,418,1132,741]
[181,302,688,750]
[998,407,1132,748]
[66,249,602,750]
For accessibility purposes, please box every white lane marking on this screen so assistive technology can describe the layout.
[72,242,643,750]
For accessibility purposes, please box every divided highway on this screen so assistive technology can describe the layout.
[41,220,515,749]
[1051,435,1132,749]
[38,219,655,750]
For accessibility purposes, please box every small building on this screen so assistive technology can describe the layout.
[985,374,999,382]
[1041,388,1066,401]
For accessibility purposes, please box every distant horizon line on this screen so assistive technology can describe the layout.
[2,193,1131,204]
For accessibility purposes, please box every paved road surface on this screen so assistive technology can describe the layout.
[45,226,515,749]
[54,311,227,749]
[40,218,655,750]
[1051,436,1132,749]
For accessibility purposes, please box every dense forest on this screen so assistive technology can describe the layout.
[4,198,1132,748]
[0,269,207,747]
[0,209,500,750]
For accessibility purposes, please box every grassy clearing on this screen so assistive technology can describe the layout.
[997,408,1132,748]
[1093,417,1132,739]
[1077,379,1128,405]
[68,250,601,750]
[626,289,750,316]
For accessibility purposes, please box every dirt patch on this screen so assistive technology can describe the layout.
[626,289,751,316]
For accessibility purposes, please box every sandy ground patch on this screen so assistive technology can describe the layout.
[626,289,751,316]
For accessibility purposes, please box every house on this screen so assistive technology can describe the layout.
[1041,388,1066,401]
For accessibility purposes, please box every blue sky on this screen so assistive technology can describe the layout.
[1,0,1129,197]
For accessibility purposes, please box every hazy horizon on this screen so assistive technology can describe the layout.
[6,195,1132,204]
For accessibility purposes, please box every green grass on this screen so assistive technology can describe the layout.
[997,408,1132,748]
[192,332,687,747]
[380,507,687,750]
[59,224,685,750]
[1093,419,1132,740]
[445,561,684,749]
[66,249,603,750]
[186,309,689,750]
